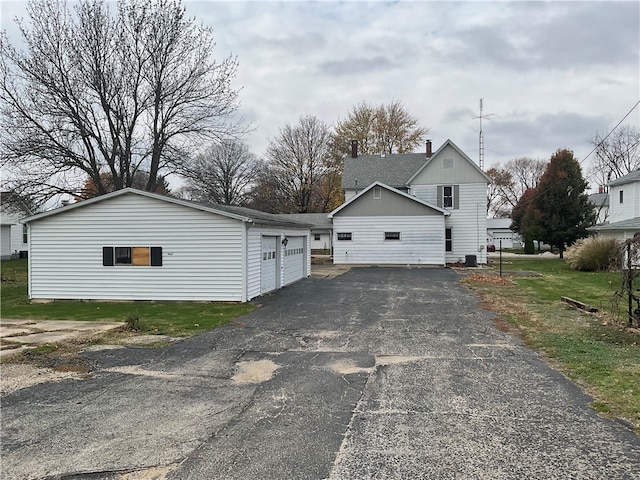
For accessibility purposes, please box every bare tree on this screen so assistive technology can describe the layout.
[0,0,241,205]
[261,115,337,213]
[486,157,546,217]
[333,100,428,156]
[180,141,258,205]
[588,125,640,188]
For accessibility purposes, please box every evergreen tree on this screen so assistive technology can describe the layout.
[532,149,594,258]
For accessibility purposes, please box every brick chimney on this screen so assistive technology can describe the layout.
[598,185,604,194]
[351,140,358,158]
[426,140,432,158]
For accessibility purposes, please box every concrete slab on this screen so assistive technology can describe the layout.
[0,320,125,357]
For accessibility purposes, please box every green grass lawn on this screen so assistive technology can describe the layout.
[1,258,256,337]
[466,257,640,433]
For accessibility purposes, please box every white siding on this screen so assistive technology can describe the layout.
[29,194,246,302]
[1,225,11,258]
[411,182,488,264]
[311,232,331,251]
[610,183,640,223]
[332,216,445,265]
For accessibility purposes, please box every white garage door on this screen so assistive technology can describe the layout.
[283,236,305,286]
[261,236,278,294]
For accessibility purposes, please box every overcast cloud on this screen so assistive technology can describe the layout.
[2,0,639,188]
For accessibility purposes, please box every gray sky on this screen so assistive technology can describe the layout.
[2,0,639,187]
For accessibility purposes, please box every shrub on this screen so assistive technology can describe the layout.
[124,313,140,331]
[565,236,621,271]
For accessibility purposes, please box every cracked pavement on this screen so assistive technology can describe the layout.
[1,267,639,479]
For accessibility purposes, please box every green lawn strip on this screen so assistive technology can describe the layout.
[467,260,640,433]
[1,259,257,337]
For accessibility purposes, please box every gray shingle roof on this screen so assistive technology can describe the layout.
[588,217,640,231]
[341,153,427,190]
[196,203,312,228]
[275,213,331,228]
[588,192,609,206]
[609,170,640,187]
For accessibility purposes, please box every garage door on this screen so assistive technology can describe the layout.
[261,236,278,294]
[283,236,305,286]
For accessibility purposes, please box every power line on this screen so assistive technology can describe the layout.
[580,99,640,165]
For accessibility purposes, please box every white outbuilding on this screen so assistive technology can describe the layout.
[22,188,311,302]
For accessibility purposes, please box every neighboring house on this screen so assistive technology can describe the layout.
[0,191,31,260]
[588,188,609,225]
[589,170,640,241]
[22,188,311,302]
[276,213,333,252]
[486,218,521,249]
[336,139,490,265]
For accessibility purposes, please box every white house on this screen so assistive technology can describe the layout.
[329,182,449,265]
[1,191,31,260]
[276,213,333,253]
[589,170,640,241]
[22,188,311,302]
[338,139,490,265]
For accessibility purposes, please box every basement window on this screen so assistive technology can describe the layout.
[384,232,401,241]
[337,232,352,241]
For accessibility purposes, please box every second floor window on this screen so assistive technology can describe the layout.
[443,186,453,208]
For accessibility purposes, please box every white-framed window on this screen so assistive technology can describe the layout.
[22,224,28,244]
[438,185,459,209]
[314,234,321,241]
[443,186,453,208]
[373,187,382,199]
[620,190,624,204]
[384,232,400,241]
[445,228,452,252]
[337,232,352,241]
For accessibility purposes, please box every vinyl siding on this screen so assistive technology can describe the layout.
[332,216,445,265]
[411,183,488,264]
[410,144,488,184]
[610,183,640,223]
[29,194,246,301]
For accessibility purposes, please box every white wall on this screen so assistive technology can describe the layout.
[609,183,640,223]
[332,216,445,265]
[29,194,246,302]
[410,183,488,264]
[311,232,331,250]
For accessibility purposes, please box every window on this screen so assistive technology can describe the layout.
[620,190,624,204]
[337,232,352,241]
[22,224,28,244]
[314,234,321,241]
[445,228,452,252]
[443,186,453,208]
[373,187,382,199]
[438,185,459,209]
[103,246,162,266]
[385,232,400,241]
[442,158,454,169]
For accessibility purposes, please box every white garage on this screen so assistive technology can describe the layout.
[23,189,311,302]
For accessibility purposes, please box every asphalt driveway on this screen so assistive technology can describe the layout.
[1,267,639,479]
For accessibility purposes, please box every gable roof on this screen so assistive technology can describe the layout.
[328,181,449,218]
[608,169,640,187]
[588,192,609,207]
[23,188,311,228]
[341,153,427,190]
[406,139,492,185]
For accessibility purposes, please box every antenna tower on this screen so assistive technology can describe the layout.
[472,98,495,170]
